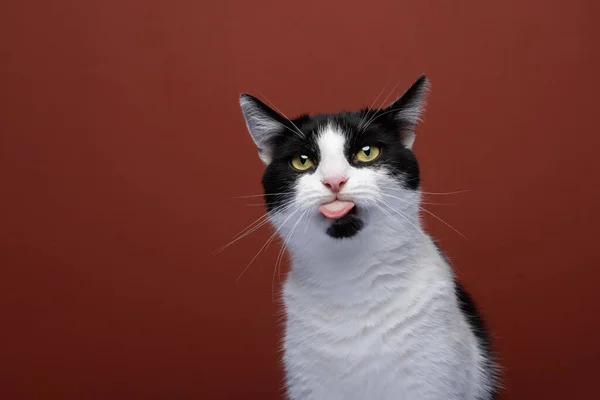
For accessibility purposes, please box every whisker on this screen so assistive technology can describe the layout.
[418,206,467,239]
[377,79,402,110]
[372,202,409,236]
[232,203,289,238]
[234,192,295,199]
[245,197,292,207]
[213,203,292,254]
[213,216,270,254]
[236,206,302,283]
[376,184,473,197]
[259,115,305,139]
[259,92,306,139]
[375,199,431,259]
[272,208,309,302]
[277,122,306,139]
[420,189,474,196]
[358,81,390,128]
[376,185,473,199]
[304,209,315,234]
[361,107,404,130]
[350,189,450,207]
[378,192,467,239]
[361,80,402,131]
[271,234,284,303]
[377,198,428,240]
[237,229,279,283]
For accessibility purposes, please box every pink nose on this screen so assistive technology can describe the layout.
[322,176,347,193]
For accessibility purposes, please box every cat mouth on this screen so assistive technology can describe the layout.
[318,200,356,219]
[322,202,363,239]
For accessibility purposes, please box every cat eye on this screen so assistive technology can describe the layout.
[355,145,381,163]
[290,154,314,171]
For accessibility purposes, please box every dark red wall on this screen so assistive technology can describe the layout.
[1,0,599,398]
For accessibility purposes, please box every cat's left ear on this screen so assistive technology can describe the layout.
[239,94,289,165]
[385,74,430,149]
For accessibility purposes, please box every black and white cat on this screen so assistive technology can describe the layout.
[239,75,498,400]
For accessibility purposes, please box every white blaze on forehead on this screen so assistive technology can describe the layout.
[316,124,350,178]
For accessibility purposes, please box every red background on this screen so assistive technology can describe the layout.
[1,0,599,398]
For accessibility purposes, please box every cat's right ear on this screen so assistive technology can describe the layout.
[239,94,286,165]
[384,75,430,150]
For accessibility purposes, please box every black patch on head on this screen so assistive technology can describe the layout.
[260,119,322,213]
[325,208,364,238]
[433,242,500,400]
[334,111,421,191]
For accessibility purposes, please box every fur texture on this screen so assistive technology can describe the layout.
[239,75,498,400]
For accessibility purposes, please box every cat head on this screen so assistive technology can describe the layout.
[239,75,429,245]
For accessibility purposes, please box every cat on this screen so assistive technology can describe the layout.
[238,75,498,400]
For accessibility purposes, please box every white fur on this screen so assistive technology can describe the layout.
[268,126,493,400]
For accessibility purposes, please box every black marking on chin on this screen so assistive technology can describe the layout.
[325,211,364,239]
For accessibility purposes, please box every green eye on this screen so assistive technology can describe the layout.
[356,145,381,162]
[291,155,314,171]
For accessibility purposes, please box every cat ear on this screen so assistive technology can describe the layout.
[239,94,287,165]
[385,74,430,149]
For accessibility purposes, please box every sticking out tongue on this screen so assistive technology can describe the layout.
[318,200,355,219]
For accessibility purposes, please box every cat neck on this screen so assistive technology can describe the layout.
[284,206,433,295]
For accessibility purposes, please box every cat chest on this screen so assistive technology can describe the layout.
[283,329,466,400]
[283,323,473,400]
[282,294,474,399]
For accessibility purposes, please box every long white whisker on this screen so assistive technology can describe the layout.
[237,229,279,282]
[276,120,307,139]
[272,208,309,302]
[304,210,315,234]
[361,80,402,131]
[373,186,473,197]
[214,215,271,254]
[358,81,390,128]
[420,190,474,196]
[377,198,429,240]
[379,192,467,239]
[236,206,302,283]
[361,107,404,130]
[234,192,295,199]
[214,203,293,254]
[349,189,450,207]
[372,202,409,236]
[418,206,467,239]
[259,92,306,139]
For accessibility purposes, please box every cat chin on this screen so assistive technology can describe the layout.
[324,207,364,239]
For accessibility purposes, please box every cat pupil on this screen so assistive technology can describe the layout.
[363,146,371,156]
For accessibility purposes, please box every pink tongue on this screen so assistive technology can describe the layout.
[318,200,355,219]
